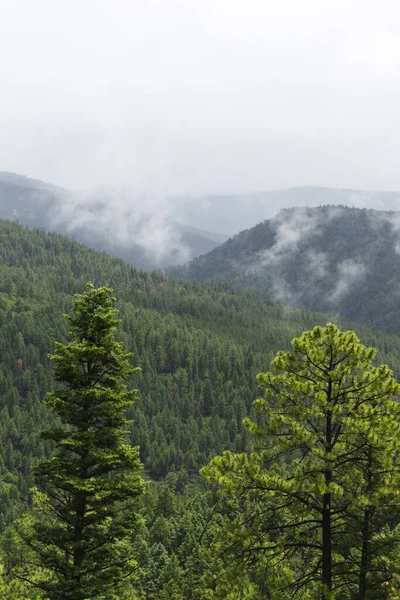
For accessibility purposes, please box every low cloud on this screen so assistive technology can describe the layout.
[244,208,329,302]
[254,207,322,268]
[328,259,366,304]
[306,250,329,279]
[233,206,371,307]
[45,189,195,267]
[383,213,400,255]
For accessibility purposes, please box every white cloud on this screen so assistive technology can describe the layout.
[329,259,366,304]
[306,251,329,278]
[255,208,321,268]
[46,190,194,266]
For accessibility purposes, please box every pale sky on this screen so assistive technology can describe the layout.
[1,0,400,195]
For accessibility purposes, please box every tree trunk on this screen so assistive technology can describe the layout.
[358,449,373,600]
[73,490,86,570]
[358,508,370,600]
[322,404,332,599]
[322,487,332,598]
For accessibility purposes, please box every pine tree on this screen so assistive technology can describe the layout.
[203,324,400,599]
[16,284,145,600]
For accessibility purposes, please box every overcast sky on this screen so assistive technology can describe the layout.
[1,0,400,195]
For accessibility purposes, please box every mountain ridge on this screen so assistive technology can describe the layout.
[167,186,400,235]
[0,172,227,269]
[171,205,400,336]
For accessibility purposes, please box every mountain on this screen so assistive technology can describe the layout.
[5,172,400,269]
[172,205,400,336]
[167,186,400,235]
[0,172,227,269]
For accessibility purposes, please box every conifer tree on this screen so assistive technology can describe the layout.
[17,284,145,600]
[203,324,400,599]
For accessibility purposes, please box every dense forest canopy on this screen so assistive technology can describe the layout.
[1,219,400,597]
[204,324,400,599]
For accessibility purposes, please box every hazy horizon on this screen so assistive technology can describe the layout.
[7,168,400,197]
[1,0,400,196]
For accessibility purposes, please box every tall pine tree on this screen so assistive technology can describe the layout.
[16,284,145,600]
[203,324,400,599]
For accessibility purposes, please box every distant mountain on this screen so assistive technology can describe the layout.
[0,171,68,227]
[0,172,227,269]
[168,186,400,235]
[172,205,400,336]
[6,172,400,271]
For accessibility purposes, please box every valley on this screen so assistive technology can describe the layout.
[0,214,399,596]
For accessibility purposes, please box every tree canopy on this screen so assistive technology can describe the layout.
[1,222,400,597]
[203,324,400,599]
[14,284,145,600]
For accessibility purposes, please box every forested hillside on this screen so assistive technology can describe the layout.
[0,172,225,270]
[173,205,400,336]
[2,219,400,597]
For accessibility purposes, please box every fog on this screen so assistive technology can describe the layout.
[223,206,398,308]
[1,0,400,198]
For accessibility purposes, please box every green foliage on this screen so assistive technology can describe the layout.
[2,221,400,596]
[203,324,400,599]
[12,284,145,600]
[0,564,41,599]
[0,217,387,525]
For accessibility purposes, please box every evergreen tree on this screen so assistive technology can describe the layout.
[16,284,145,600]
[203,324,400,599]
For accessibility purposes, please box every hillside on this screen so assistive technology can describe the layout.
[0,172,225,269]
[173,205,400,336]
[2,220,400,596]
[1,218,400,518]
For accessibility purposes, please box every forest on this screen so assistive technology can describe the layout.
[174,206,400,337]
[1,219,400,598]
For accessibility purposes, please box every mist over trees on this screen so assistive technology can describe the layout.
[175,205,400,337]
[0,172,224,270]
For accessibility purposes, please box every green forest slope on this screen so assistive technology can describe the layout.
[2,219,400,597]
[1,218,400,524]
